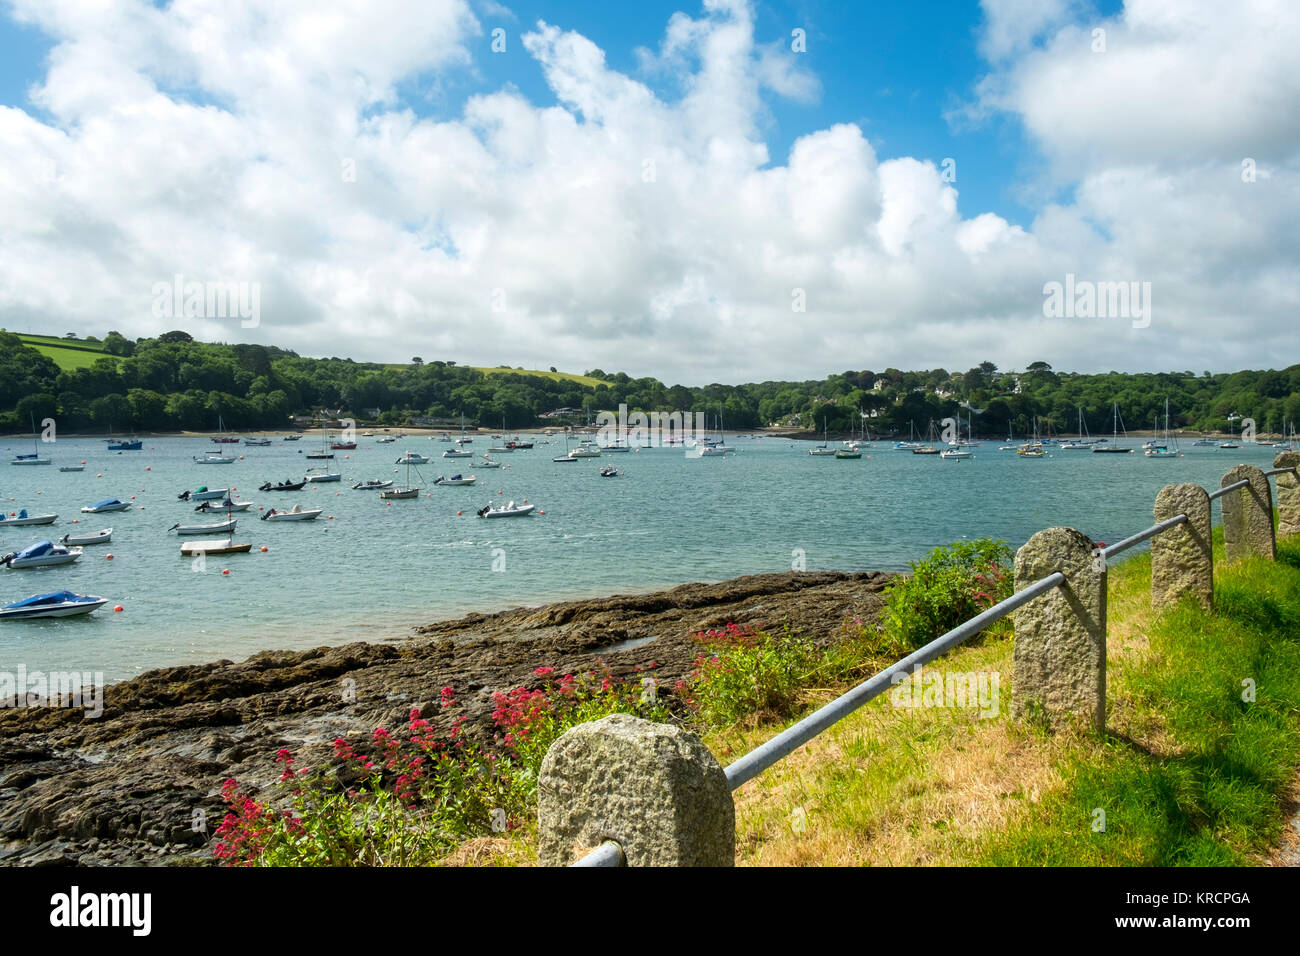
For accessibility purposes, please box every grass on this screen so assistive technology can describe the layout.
[15,333,116,372]
[469,366,609,387]
[716,530,1300,866]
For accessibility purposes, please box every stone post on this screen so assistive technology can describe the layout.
[1220,464,1276,562]
[537,714,734,866]
[1151,484,1213,610]
[1012,527,1106,732]
[1274,451,1300,539]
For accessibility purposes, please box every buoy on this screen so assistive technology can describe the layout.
[386,501,391,506]
[106,553,113,560]
[130,495,136,500]
[539,510,545,515]
[72,519,78,523]
[456,510,462,515]
[146,466,151,471]
[113,605,123,612]
[328,515,334,519]
[97,473,103,478]
[260,546,268,552]
[222,569,230,575]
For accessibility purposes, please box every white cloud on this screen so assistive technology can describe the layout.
[0,0,1296,384]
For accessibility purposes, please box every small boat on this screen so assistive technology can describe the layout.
[282,434,302,441]
[568,442,601,458]
[195,452,236,464]
[244,437,272,446]
[61,527,112,546]
[379,487,419,499]
[443,449,472,459]
[11,413,52,465]
[396,452,431,464]
[478,457,502,468]
[477,501,536,518]
[107,439,142,451]
[1192,438,1216,446]
[259,480,307,492]
[433,474,476,486]
[178,486,229,501]
[599,441,631,453]
[351,478,393,491]
[1,541,82,568]
[939,449,972,460]
[331,441,357,450]
[1016,445,1045,458]
[305,469,342,483]
[835,448,863,459]
[180,540,253,556]
[376,436,396,444]
[487,444,514,454]
[59,465,85,472]
[195,498,252,513]
[81,499,130,513]
[599,466,622,477]
[1219,442,1241,449]
[506,440,534,450]
[261,505,322,521]
[0,590,107,619]
[0,509,57,527]
[170,518,237,535]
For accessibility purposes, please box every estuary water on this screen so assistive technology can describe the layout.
[0,433,1284,682]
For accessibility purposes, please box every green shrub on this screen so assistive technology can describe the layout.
[879,538,1014,651]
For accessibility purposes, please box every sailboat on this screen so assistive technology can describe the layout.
[553,429,579,463]
[1145,399,1180,458]
[1092,403,1133,453]
[809,419,837,456]
[912,420,941,455]
[11,412,52,466]
[380,451,421,499]
[1060,408,1093,449]
[307,417,334,460]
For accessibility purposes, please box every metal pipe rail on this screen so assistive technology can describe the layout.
[571,841,625,867]
[1102,514,1188,560]
[1264,466,1298,477]
[1207,478,1249,501]
[722,571,1066,790]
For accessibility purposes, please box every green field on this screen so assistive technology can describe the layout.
[15,333,117,372]
[470,366,608,387]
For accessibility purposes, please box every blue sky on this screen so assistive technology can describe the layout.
[0,0,1293,382]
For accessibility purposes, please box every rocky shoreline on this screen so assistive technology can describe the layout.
[0,568,892,866]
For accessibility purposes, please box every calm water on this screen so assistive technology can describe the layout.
[0,433,1284,682]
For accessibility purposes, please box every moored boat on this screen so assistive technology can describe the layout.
[170,518,237,535]
[477,501,535,518]
[0,509,57,527]
[81,499,130,513]
[352,479,393,490]
[61,527,112,546]
[433,474,476,486]
[261,505,322,521]
[178,486,229,501]
[1,541,82,568]
[0,590,107,619]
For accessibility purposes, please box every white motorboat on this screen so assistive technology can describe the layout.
[478,457,502,468]
[179,486,229,501]
[0,509,57,527]
[352,479,393,490]
[61,527,112,546]
[81,499,130,513]
[306,469,342,483]
[433,474,477,486]
[939,449,973,460]
[0,590,107,619]
[261,505,323,521]
[376,436,396,444]
[443,449,472,458]
[1,541,83,568]
[569,441,601,458]
[396,452,430,465]
[195,452,236,464]
[170,518,237,535]
[195,498,253,513]
[476,501,535,518]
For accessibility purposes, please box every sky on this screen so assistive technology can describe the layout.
[0,0,1296,386]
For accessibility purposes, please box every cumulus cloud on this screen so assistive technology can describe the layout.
[0,0,1296,383]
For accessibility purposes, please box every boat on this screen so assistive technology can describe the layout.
[599,465,622,477]
[443,448,472,459]
[307,419,335,460]
[282,434,302,441]
[195,451,236,464]
[1093,404,1133,453]
[261,505,322,521]
[476,501,535,518]
[61,527,112,546]
[305,469,342,483]
[478,456,502,469]
[506,440,533,450]
[376,436,397,444]
[1,541,82,568]
[487,443,514,454]
[396,451,431,465]
[11,412,52,466]
[59,465,85,472]
[0,509,58,527]
[911,420,943,455]
[352,479,393,490]
[600,440,631,453]
[170,518,238,536]
[1145,399,1180,458]
[81,499,130,513]
[433,474,476,486]
[1016,444,1045,458]
[258,479,307,492]
[107,439,142,451]
[569,441,601,458]
[210,415,239,443]
[0,590,107,619]
[381,450,421,499]
[1192,438,1216,446]
[178,486,229,501]
[809,418,837,457]
[330,441,357,450]
[835,447,862,459]
[553,432,579,463]
[243,437,272,447]
[195,498,252,513]
[180,540,253,556]
[939,448,972,460]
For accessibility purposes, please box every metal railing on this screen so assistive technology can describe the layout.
[572,464,1297,866]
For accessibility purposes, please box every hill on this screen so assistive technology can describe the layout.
[14,333,118,372]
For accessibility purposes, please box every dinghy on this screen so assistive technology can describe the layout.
[433,474,476,486]
[81,499,130,513]
[352,479,393,490]
[259,479,307,492]
[170,518,237,535]
[261,505,322,521]
[61,528,111,546]
[180,540,252,556]
[178,486,228,501]
[476,501,536,518]
[0,590,107,619]
[0,509,57,526]
[195,498,253,513]
[1,541,82,568]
